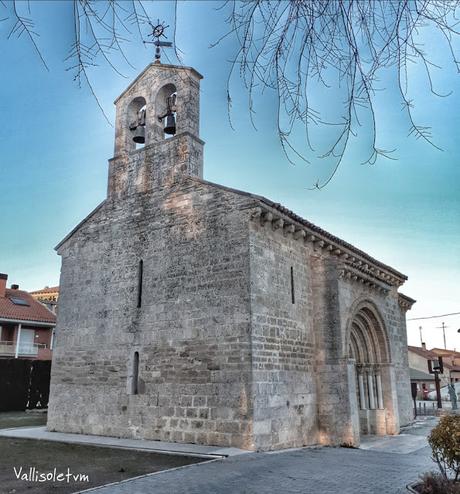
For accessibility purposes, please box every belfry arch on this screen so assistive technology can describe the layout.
[347,301,398,437]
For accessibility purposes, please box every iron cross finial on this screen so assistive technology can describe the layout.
[144,21,173,63]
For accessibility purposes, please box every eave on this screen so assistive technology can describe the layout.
[0,317,55,327]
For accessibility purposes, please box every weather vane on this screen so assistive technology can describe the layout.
[144,21,173,63]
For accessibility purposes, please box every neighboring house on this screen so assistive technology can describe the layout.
[0,274,56,360]
[48,60,415,451]
[30,285,59,314]
[408,344,460,394]
[430,348,460,382]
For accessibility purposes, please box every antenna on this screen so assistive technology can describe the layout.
[144,20,173,63]
[436,322,448,350]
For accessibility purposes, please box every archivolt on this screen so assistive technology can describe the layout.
[348,302,390,364]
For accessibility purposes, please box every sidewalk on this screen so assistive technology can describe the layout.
[0,426,249,459]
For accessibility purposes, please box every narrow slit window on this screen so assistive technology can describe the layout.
[132,351,139,395]
[137,260,143,308]
[290,266,295,304]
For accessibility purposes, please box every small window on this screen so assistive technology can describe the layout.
[137,260,143,308]
[132,351,139,395]
[10,297,30,306]
[290,266,295,304]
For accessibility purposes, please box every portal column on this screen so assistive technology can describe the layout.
[376,372,384,409]
[367,370,376,409]
[358,369,366,409]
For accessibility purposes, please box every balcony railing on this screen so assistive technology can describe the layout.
[18,343,39,356]
[0,341,15,356]
[0,341,47,357]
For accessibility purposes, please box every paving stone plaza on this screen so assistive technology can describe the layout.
[77,419,437,494]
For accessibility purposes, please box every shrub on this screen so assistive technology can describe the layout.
[428,415,460,481]
[418,472,460,494]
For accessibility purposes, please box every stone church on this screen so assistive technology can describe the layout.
[48,60,415,451]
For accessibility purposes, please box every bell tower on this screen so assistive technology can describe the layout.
[108,60,204,199]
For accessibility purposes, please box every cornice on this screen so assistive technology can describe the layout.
[398,293,416,311]
[338,265,390,294]
[250,205,406,288]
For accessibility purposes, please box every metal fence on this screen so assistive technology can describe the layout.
[415,401,439,416]
[0,359,51,411]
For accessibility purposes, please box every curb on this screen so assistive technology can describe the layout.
[406,481,419,493]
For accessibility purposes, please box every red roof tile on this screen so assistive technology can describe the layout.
[431,348,460,358]
[407,345,437,359]
[0,289,56,325]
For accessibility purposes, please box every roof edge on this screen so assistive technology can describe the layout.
[114,63,203,104]
[55,201,106,251]
[30,286,59,295]
[0,317,55,327]
[185,176,408,284]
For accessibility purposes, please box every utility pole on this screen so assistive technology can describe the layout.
[434,371,443,409]
[437,322,448,349]
[419,326,423,346]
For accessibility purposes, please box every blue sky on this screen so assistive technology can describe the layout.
[0,1,459,350]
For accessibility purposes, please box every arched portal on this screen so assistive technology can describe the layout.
[347,303,395,436]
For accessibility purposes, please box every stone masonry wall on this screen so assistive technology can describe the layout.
[248,220,318,450]
[48,178,259,450]
[311,255,359,446]
[393,302,413,426]
[108,133,204,200]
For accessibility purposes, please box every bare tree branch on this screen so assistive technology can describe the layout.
[220,0,460,188]
[1,0,49,70]
[2,0,460,188]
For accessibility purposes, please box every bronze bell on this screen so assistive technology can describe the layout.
[164,113,176,135]
[132,125,145,144]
